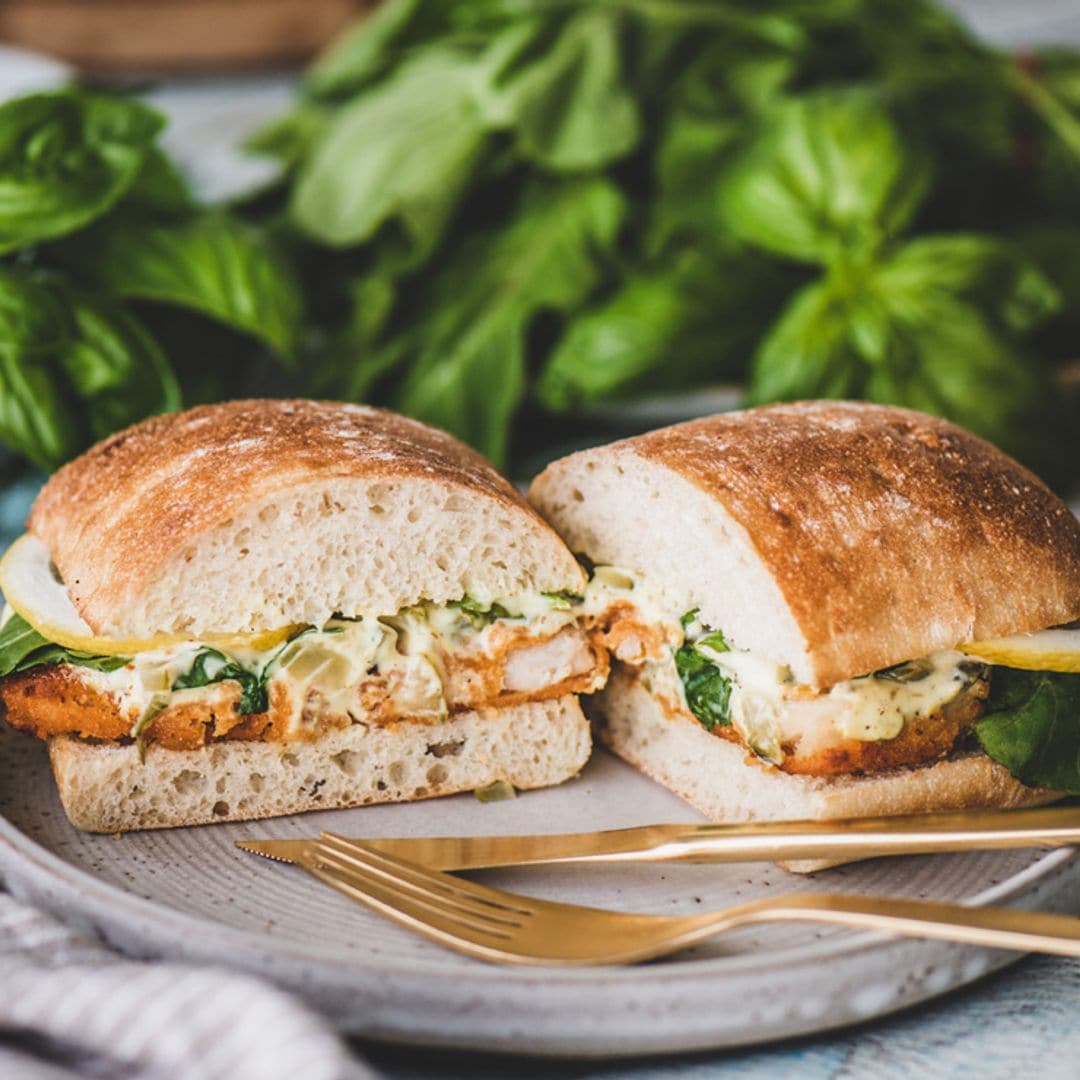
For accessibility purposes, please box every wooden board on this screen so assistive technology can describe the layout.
[0,0,369,73]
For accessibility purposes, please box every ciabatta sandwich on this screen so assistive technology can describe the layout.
[529,402,1080,823]
[0,400,604,831]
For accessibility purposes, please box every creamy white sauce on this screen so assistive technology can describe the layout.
[74,592,588,737]
[704,647,977,764]
[579,565,679,633]
[575,571,980,763]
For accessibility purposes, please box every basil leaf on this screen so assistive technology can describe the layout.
[674,639,732,732]
[0,266,81,470]
[293,47,489,258]
[245,104,330,171]
[673,613,732,731]
[975,669,1080,794]
[719,90,929,265]
[749,275,864,404]
[749,237,1062,469]
[446,597,515,628]
[0,614,128,676]
[173,648,268,715]
[877,235,1060,336]
[482,10,641,172]
[123,146,195,214]
[57,288,180,441]
[539,250,788,409]
[0,90,161,254]
[63,212,302,361]
[648,36,796,254]
[393,177,625,464]
[871,240,1061,464]
[304,0,427,100]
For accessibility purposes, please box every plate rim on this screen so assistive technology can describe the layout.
[4,734,1075,1054]
[2,794,1076,985]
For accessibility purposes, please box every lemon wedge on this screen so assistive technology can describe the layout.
[959,627,1080,673]
[0,533,299,656]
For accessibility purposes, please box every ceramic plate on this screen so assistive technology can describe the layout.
[0,725,1077,1058]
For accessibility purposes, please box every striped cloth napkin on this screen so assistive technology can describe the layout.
[0,890,373,1080]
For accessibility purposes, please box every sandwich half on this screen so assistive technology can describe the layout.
[0,399,603,831]
[529,401,1080,823]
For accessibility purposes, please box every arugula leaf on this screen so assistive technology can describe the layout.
[57,287,180,441]
[293,47,490,257]
[393,177,626,464]
[0,614,128,677]
[482,10,641,172]
[0,91,161,254]
[673,613,732,731]
[63,212,302,361]
[719,90,929,265]
[172,648,268,715]
[975,669,1080,794]
[0,266,81,470]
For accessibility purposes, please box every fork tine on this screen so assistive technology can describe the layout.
[303,859,518,952]
[318,832,542,917]
[312,844,524,932]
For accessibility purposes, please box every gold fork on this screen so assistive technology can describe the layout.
[300,832,1080,967]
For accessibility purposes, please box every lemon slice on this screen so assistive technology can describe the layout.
[959,627,1080,673]
[0,533,298,656]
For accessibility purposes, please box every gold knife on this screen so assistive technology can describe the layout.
[235,804,1080,870]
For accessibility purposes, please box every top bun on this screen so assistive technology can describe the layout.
[30,399,584,636]
[529,401,1080,688]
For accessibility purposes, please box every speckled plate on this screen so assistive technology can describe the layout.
[0,726,1077,1058]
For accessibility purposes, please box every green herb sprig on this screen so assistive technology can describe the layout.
[673,610,732,731]
[244,0,1080,476]
[0,88,300,472]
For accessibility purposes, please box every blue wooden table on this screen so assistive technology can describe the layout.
[359,954,1079,1078]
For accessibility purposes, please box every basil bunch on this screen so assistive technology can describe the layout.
[252,0,1079,474]
[0,89,300,471]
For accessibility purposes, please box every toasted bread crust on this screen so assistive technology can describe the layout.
[633,402,1080,680]
[534,402,1080,685]
[29,399,580,633]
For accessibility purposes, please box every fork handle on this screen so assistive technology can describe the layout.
[725,892,1080,957]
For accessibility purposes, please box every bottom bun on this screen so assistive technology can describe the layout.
[593,667,1060,871]
[48,696,590,832]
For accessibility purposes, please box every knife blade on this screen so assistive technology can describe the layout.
[235,803,1080,870]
